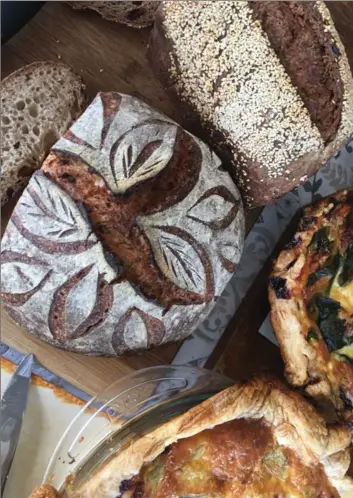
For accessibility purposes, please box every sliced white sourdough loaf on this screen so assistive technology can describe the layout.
[149,1,353,207]
[1,61,86,205]
[68,1,159,28]
[1,93,245,356]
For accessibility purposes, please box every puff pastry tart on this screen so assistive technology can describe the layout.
[28,485,59,498]
[269,189,353,424]
[65,377,352,498]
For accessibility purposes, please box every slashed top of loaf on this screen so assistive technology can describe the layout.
[160,1,352,203]
[1,93,245,355]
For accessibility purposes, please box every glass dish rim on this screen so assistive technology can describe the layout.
[42,364,233,493]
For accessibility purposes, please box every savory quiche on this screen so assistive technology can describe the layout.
[269,189,353,424]
[62,376,353,498]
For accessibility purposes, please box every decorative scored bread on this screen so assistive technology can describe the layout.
[269,190,353,425]
[149,1,353,207]
[1,93,244,355]
[68,1,159,28]
[1,62,86,205]
[68,376,353,498]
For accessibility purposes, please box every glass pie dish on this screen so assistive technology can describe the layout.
[42,365,233,495]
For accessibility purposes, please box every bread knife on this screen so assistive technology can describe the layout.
[1,354,34,493]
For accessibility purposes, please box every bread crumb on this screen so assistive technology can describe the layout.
[57,55,62,60]
[99,68,104,73]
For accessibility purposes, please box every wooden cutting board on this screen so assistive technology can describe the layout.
[2,2,353,394]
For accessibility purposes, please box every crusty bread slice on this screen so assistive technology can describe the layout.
[1,61,86,205]
[68,1,159,28]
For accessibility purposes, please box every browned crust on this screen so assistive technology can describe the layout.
[69,376,353,498]
[250,1,344,143]
[150,3,322,205]
[269,189,353,424]
[28,484,60,498]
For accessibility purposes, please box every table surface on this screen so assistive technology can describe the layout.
[1,1,353,394]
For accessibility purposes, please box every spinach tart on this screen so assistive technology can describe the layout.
[269,189,353,424]
[65,377,353,498]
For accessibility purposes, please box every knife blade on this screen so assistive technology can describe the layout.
[1,354,34,493]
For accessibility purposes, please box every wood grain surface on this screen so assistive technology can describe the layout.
[1,2,353,392]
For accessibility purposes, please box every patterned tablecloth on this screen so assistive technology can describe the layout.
[2,139,353,392]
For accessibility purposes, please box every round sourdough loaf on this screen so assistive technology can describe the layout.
[1,93,244,356]
[149,1,353,207]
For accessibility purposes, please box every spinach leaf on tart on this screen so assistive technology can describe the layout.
[269,189,353,424]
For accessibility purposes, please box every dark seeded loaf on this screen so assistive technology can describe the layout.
[68,1,159,28]
[1,93,245,356]
[149,1,353,207]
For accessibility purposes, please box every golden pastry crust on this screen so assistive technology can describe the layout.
[68,376,353,498]
[28,484,60,498]
[269,189,353,424]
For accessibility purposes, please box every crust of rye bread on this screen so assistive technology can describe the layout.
[149,1,353,208]
[68,1,159,28]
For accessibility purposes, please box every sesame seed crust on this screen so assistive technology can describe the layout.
[162,1,322,178]
[149,1,353,207]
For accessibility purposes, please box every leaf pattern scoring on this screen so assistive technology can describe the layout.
[109,120,178,193]
[12,173,96,254]
[218,238,243,274]
[187,186,240,231]
[1,269,52,307]
[0,93,245,355]
[112,307,166,355]
[49,265,113,342]
[145,225,214,298]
